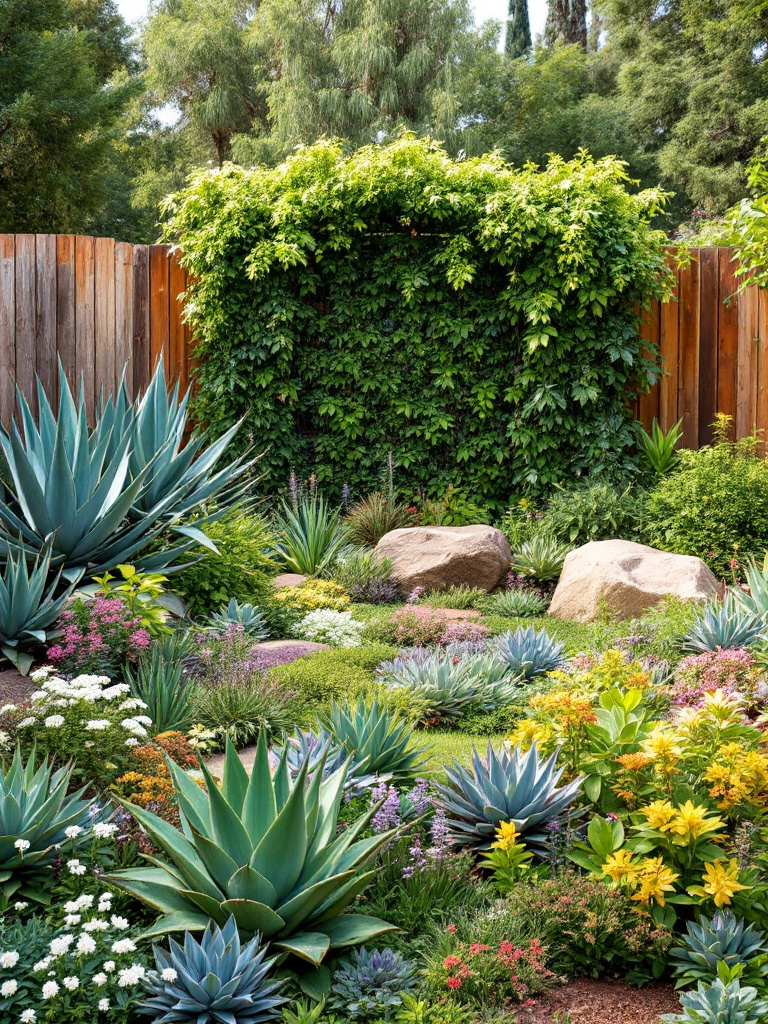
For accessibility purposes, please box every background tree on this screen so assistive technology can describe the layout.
[142,0,267,167]
[0,0,138,232]
[505,0,531,58]
[544,0,588,48]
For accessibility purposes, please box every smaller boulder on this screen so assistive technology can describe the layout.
[548,539,722,623]
[272,573,308,589]
[375,525,511,593]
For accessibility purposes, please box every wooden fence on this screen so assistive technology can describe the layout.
[0,234,192,425]
[0,236,766,448]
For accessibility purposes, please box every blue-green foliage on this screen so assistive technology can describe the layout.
[494,626,566,680]
[140,917,287,1024]
[682,594,764,654]
[436,741,583,849]
[329,947,417,1020]
[208,599,271,639]
[671,911,768,988]
[660,978,768,1024]
[166,137,671,501]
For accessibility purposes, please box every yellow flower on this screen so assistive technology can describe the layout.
[602,849,639,884]
[698,859,750,908]
[507,720,550,750]
[615,752,654,771]
[630,856,680,907]
[640,800,676,831]
[641,728,681,764]
[665,801,724,843]
[492,821,520,852]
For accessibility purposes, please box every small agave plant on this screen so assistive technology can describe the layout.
[0,746,93,907]
[140,916,287,1024]
[320,699,427,785]
[329,947,418,1020]
[436,741,583,850]
[106,734,398,963]
[671,911,768,988]
[493,626,566,680]
[207,599,271,639]
[273,726,379,794]
[660,977,768,1024]
[682,592,765,654]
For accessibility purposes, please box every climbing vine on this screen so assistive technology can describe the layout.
[167,136,672,505]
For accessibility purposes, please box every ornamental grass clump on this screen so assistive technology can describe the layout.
[105,735,399,963]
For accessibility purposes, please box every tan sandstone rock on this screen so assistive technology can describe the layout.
[548,539,722,622]
[375,524,511,593]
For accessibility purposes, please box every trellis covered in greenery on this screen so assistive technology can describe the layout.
[168,136,672,504]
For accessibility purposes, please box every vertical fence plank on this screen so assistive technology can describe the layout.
[757,287,768,453]
[132,245,150,395]
[678,249,701,447]
[697,247,719,446]
[75,235,95,419]
[94,236,117,402]
[149,245,170,377]
[56,236,77,398]
[0,236,15,428]
[638,301,661,431]
[718,248,739,428]
[15,234,36,417]
[35,234,58,410]
[659,258,680,432]
[737,278,760,438]
[115,242,133,399]
[169,250,188,391]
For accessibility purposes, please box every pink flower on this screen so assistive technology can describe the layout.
[446,977,462,990]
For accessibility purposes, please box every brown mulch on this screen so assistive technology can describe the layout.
[0,666,35,708]
[520,979,680,1024]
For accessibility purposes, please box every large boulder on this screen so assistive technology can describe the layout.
[375,525,511,593]
[548,539,722,622]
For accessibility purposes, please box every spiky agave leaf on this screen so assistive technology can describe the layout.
[321,698,427,785]
[682,593,764,654]
[0,746,93,905]
[207,599,270,639]
[671,910,768,985]
[435,741,583,850]
[0,539,79,673]
[140,916,288,1024]
[493,626,566,680]
[105,734,398,964]
[659,977,768,1023]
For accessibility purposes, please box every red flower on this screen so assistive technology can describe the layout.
[469,943,490,955]
[446,977,462,990]
[444,955,462,969]
[446,924,457,933]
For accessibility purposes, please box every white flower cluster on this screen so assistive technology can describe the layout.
[4,669,153,746]
[0,894,148,1019]
[296,609,365,648]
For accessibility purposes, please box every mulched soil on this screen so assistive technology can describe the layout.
[519,979,680,1024]
[0,666,35,708]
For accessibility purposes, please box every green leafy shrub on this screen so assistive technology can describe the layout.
[510,533,573,583]
[270,644,398,717]
[622,597,701,665]
[542,481,649,545]
[173,509,277,618]
[167,137,671,500]
[417,486,491,526]
[191,676,298,748]
[331,549,400,604]
[645,418,768,579]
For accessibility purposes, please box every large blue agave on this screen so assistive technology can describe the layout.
[140,916,287,1024]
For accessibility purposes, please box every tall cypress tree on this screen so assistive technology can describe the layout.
[544,0,587,48]
[505,0,531,59]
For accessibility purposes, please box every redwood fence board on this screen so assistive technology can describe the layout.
[0,237,767,449]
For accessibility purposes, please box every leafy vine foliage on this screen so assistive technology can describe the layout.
[167,137,671,504]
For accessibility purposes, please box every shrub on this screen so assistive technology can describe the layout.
[169,137,671,501]
[620,597,700,664]
[275,579,350,612]
[417,486,491,526]
[423,587,486,610]
[645,418,768,579]
[47,596,151,676]
[172,509,277,618]
[500,499,544,550]
[439,621,491,649]
[331,549,400,604]
[270,644,398,717]
[192,675,299,747]
[344,491,413,546]
[5,669,152,785]
[114,731,198,824]
[366,606,450,647]
[500,873,673,981]
[542,481,649,545]
[672,649,765,710]
[294,609,365,647]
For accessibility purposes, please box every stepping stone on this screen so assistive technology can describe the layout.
[206,744,258,778]
[272,573,307,588]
